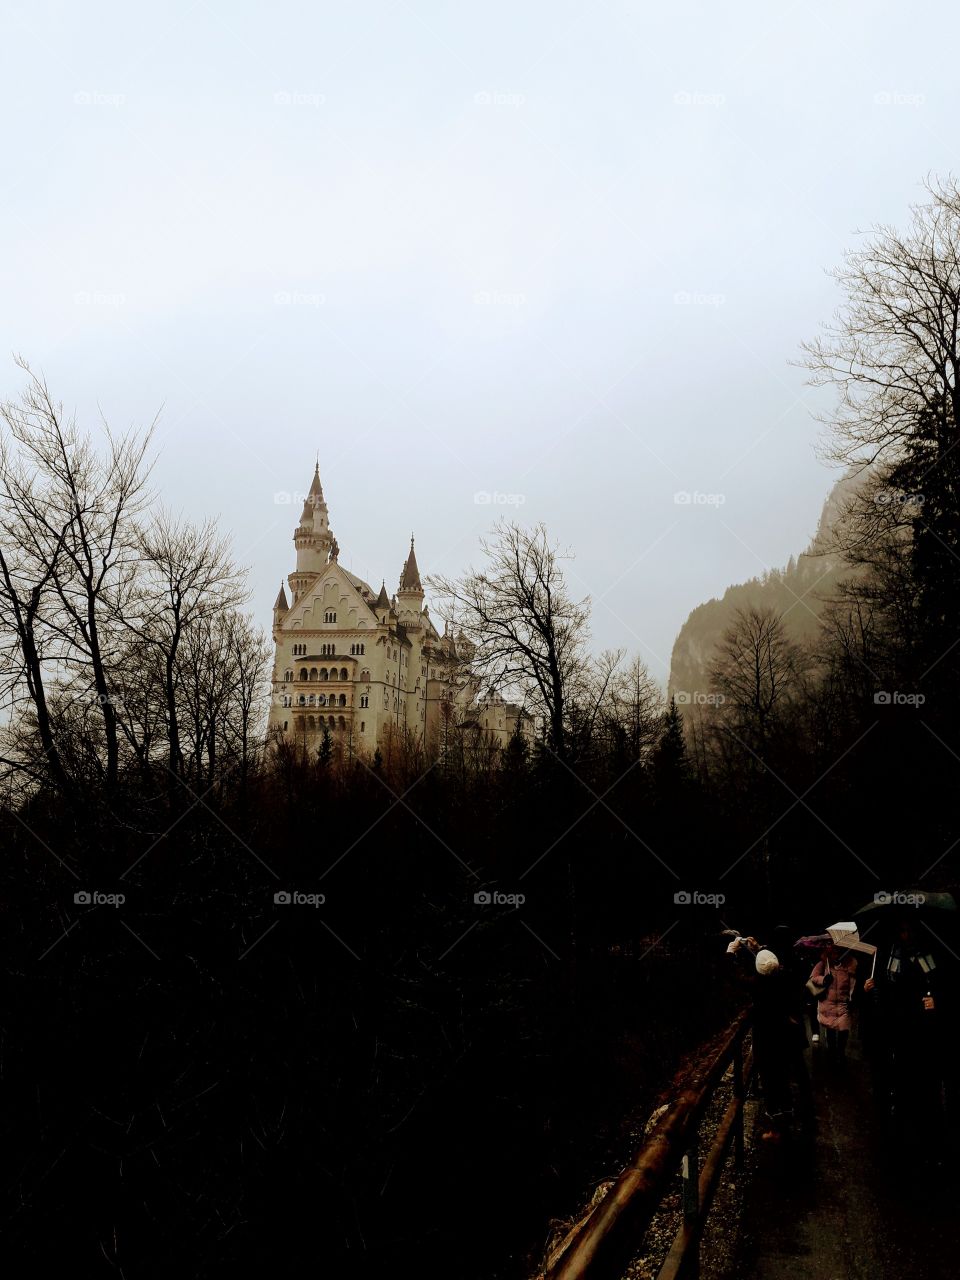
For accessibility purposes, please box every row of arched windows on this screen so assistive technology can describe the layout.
[290,666,351,682]
[281,692,350,708]
[303,715,348,732]
[296,693,348,707]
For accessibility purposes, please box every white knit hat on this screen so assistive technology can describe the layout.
[755,949,780,975]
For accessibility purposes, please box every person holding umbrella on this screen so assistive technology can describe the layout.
[809,943,858,1061]
[858,895,957,1159]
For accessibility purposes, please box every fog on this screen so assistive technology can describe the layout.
[3,0,956,678]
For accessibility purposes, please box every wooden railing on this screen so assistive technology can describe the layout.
[544,1010,754,1280]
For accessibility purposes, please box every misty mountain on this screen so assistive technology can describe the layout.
[669,474,860,699]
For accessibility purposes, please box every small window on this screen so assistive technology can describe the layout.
[360,721,365,733]
[340,668,348,680]
[360,695,369,709]
[339,694,347,707]
[325,610,337,623]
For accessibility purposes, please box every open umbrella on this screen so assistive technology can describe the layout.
[826,920,878,979]
[793,932,832,952]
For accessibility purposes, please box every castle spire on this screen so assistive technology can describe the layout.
[273,582,289,612]
[399,534,422,593]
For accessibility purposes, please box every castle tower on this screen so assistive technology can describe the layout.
[396,534,424,626]
[272,582,289,637]
[289,463,334,602]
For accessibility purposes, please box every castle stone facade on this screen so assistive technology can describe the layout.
[268,465,531,758]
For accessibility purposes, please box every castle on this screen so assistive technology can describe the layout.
[268,465,532,758]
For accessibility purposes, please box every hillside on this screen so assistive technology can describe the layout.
[668,475,859,698]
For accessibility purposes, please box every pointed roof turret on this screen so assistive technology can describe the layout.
[274,582,289,612]
[308,461,323,503]
[399,534,422,593]
[300,462,325,525]
[375,579,390,610]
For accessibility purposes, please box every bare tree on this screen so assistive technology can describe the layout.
[0,359,154,789]
[0,355,154,783]
[131,513,246,781]
[802,175,960,468]
[708,606,808,750]
[429,521,591,761]
[602,652,663,761]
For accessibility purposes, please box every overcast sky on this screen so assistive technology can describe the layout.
[3,1,957,681]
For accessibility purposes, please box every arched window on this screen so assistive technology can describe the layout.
[329,669,338,681]
[328,716,335,729]
[360,695,369,708]
[283,720,288,731]
[360,721,365,733]
[319,667,328,681]
[309,667,318,681]
[298,695,306,706]
[338,694,347,706]
[340,668,348,680]
[318,694,326,706]
[299,668,308,681]
[360,668,370,683]
[284,670,292,682]
[339,716,346,730]
[324,610,336,623]
[308,694,316,706]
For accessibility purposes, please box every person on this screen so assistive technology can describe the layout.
[862,917,950,1155]
[809,944,857,1060]
[749,948,812,1143]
